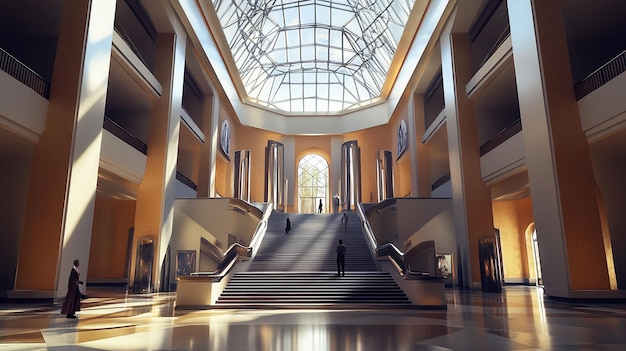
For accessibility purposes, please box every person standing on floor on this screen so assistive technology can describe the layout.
[341,212,348,232]
[318,199,323,213]
[61,259,83,319]
[285,217,291,235]
[336,239,346,277]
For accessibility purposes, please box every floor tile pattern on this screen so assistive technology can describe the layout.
[1,286,625,350]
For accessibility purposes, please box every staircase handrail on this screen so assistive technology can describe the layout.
[356,203,379,257]
[363,198,397,217]
[357,202,406,274]
[185,202,273,282]
[357,202,434,278]
[228,198,265,219]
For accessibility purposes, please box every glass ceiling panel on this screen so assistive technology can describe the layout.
[212,0,417,114]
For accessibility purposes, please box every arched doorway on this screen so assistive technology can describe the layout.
[525,223,543,286]
[298,154,329,213]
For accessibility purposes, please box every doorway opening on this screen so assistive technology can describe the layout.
[297,154,329,213]
[531,228,543,286]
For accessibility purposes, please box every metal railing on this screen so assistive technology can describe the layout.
[188,202,273,282]
[479,118,522,156]
[0,47,50,98]
[103,117,148,154]
[431,173,451,191]
[357,202,445,279]
[575,50,626,100]
[176,172,197,191]
[478,25,510,68]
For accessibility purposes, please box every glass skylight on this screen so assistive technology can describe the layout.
[212,0,417,113]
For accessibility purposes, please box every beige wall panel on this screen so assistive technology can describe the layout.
[492,198,533,281]
[89,199,135,279]
[16,0,115,292]
[509,0,609,292]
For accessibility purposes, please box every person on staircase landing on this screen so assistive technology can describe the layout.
[341,212,348,233]
[285,217,291,235]
[336,239,346,277]
[318,199,323,213]
[61,259,83,319]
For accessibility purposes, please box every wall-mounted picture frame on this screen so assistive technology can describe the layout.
[436,253,453,278]
[176,250,196,277]
[219,119,231,161]
[396,119,407,161]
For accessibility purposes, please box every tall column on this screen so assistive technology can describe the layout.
[197,92,218,198]
[441,28,495,289]
[412,94,431,197]
[508,0,610,296]
[132,31,186,292]
[14,0,116,297]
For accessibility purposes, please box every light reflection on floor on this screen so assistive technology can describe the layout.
[1,286,625,350]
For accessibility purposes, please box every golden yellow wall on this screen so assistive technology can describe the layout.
[492,197,534,281]
[231,121,282,203]
[89,198,136,279]
[225,109,399,206]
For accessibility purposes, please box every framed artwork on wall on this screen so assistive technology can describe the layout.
[396,119,407,161]
[220,119,231,161]
[176,250,196,277]
[436,253,453,278]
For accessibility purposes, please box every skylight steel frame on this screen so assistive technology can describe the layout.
[212,0,417,114]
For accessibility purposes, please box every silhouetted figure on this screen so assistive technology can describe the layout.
[336,239,346,277]
[285,217,291,235]
[318,199,323,213]
[333,194,340,213]
[341,212,348,232]
[61,259,83,318]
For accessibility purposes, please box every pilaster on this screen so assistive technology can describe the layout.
[508,0,610,295]
[15,0,116,298]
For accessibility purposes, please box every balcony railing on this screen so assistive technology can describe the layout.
[575,50,626,100]
[103,117,148,155]
[176,171,197,191]
[479,118,522,156]
[0,47,50,98]
[431,173,451,191]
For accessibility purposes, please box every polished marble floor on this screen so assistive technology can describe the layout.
[1,286,625,350]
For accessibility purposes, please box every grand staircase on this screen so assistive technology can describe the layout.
[214,212,413,308]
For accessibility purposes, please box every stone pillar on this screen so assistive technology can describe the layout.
[132,31,186,292]
[412,94,432,197]
[441,29,495,289]
[14,0,116,298]
[197,93,218,198]
[508,0,610,296]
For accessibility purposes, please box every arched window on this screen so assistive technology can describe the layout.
[298,154,329,213]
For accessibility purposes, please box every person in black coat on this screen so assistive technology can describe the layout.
[61,259,83,318]
[336,240,346,277]
[285,217,291,235]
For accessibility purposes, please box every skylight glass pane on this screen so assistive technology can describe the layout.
[304,84,316,98]
[304,98,316,112]
[329,30,342,48]
[302,46,315,61]
[316,28,329,45]
[317,4,330,25]
[213,0,418,113]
